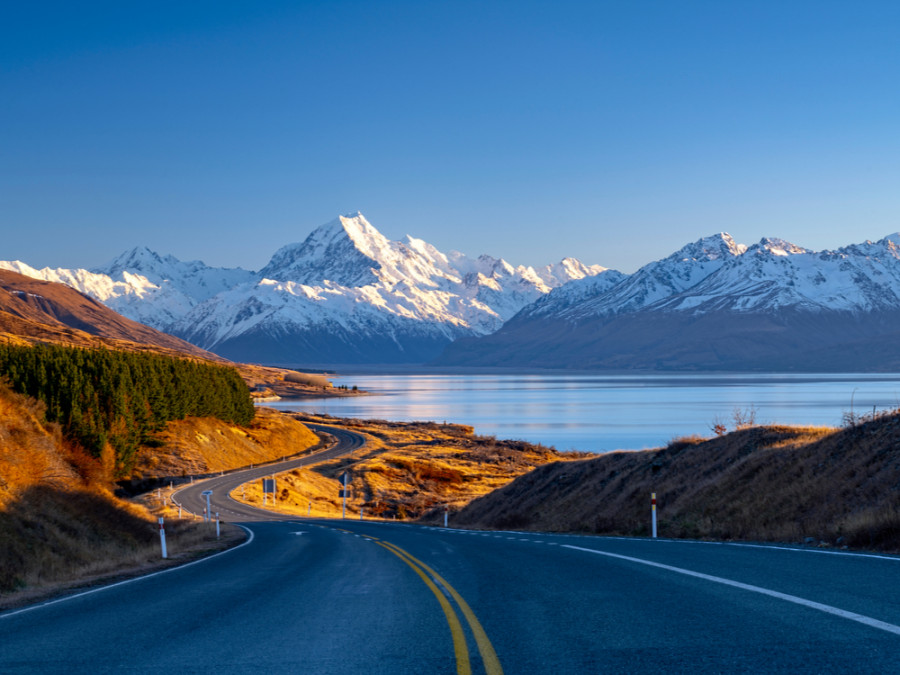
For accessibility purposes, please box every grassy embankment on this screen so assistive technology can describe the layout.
[0,396,320,609]
[126,407,320,487]
[0,384,248,609]
[452,415,900,551]
[232,413,585,519]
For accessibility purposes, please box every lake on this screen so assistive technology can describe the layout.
[265,373,900,453]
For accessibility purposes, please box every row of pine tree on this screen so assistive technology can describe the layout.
[0,343,255,476]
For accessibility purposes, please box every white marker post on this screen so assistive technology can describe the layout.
[308,502,311,517]
[360,508,364,520]
[444,505,449,528]
[158,517,168,559]
[341,472,349,520]
[216,512,220,539]
[651,492,658,539]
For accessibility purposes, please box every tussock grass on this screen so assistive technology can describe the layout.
[454,418,900,551]
[233,414,579,520]
[126,406,319,485]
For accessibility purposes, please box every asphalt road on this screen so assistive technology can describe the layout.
[173,423,366,521]
[3,426,900,673]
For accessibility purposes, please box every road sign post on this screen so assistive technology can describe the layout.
[651,492,657,538]
[262,478,276,507]
[340,472,349,519]
[201,490,213,523]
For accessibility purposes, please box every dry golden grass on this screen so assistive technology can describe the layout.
[128,406,320,484]
[231,414,582,520]
[455,418,900,551]
[0,382,249,607]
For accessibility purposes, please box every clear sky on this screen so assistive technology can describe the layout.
[3,1,900,273]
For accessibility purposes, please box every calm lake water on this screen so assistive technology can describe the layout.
[266,373,900,453]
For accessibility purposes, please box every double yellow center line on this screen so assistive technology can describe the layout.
[335,529,502,675]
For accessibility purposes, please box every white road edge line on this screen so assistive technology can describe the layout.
[563,544,900,637]
[1,525,256,620]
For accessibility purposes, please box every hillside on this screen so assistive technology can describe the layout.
[0,269,217,360]
[127,407,320,486]
[0,383,240,606]
[451,415,900,551]
[231,413,584,519]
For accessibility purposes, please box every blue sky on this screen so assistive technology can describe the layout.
[3,1,900,273]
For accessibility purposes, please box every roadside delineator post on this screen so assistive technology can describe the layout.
[158,517,168,559]
[444,505,449,528]
[216,512,220,539]
[651,492,658,539]
[308,501,311,516]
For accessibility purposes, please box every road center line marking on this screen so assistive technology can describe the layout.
[374,542,471,675]
[380,542,504,675]
[563,544,900,637]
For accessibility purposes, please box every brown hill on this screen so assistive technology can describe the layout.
[127,407,320,485]
[0,382,237,606]
[452,416,900,551]
[0,269,218,359]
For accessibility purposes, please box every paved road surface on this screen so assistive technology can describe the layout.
[3,425,900,673]
[174,423,365,521]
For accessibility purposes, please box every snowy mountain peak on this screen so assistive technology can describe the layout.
[259,212,388,287]
[96,246,175,277]
[666,232,747,263]
[752,237,809,257]
[881,233,900,249]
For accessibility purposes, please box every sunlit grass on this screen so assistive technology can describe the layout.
[231,414,580,521]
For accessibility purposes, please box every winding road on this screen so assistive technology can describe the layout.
[3,423,900,673]
[174,423,366,522]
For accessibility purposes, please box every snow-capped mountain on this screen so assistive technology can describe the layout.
[175,213,607,363]
[435,232,900,371]
[517,233,743,322]
[1,213,607,365]
[655,237,900,314]
[0,249,254,330]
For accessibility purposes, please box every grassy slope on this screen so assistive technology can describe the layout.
[233,413,584,519]
[129,407,320,482]
[453,418,900,551]
[0,384,240,606]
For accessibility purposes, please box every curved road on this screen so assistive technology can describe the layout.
[3,425,900,672]
[174,423,366,521]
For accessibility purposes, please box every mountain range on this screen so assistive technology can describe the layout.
[7,215,900,371]
[435,232,900,371]
[1,213,605,365]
